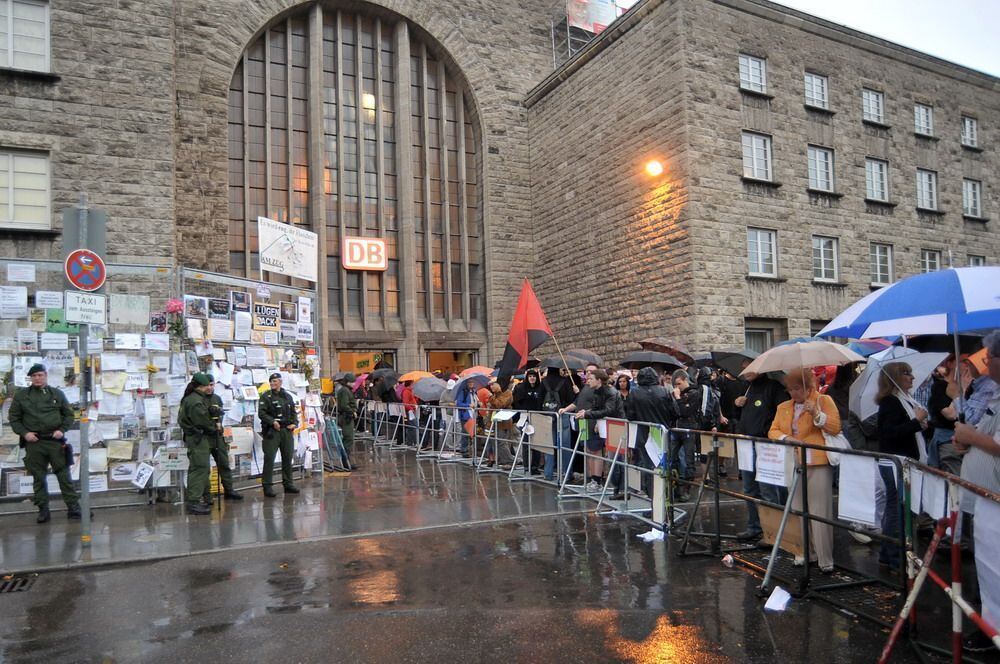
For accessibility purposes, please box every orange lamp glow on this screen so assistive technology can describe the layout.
[645,160,664,177]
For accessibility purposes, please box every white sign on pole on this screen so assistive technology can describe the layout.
[258,216,318,283]
[755,442,794,488]
[65,291,107,324]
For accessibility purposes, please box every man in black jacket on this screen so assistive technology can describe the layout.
[735,367,788,540]
[625,367,679,498]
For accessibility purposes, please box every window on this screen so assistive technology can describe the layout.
[807,145,834,191]
[747,227,776,277]
[745,328,773,354]
[739,54,766,93]
[870,243,894,285]
[0,0,49,72]
[804,72,828,109]
[812,235,839,282]
[963,179,982,217]
[745,317,787,354]
[0,149,49,229]
[914,104,934,136]
[961,116,979,148]
[862,88,885,124]
[865,158,889,201]
[920,249,941,273]
[916,169,938,210]
[968,254,985,267]
[741,132,772,181]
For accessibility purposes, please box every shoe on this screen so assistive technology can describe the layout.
[36,506,50,523]
[820,565,835,574]
[284,485,300,494]
[736,530,763,542]
[849,531,873,544]
[963,630,997,652]
[66,506,82,520]
[585,480,601,492]
[675,493,690,502]
[609,492,626,501]
[263,487,277,498]
[223,491,244,500]
[186,503,211,515]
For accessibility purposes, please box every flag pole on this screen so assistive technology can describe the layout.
[549,332,574,376]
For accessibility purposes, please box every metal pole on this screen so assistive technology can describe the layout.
[77,193,92,546]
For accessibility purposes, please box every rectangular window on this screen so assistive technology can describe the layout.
[870,243,894,286]
[812,235,839,282]
[961,116,979,148]
[807,145,834,191]
[862,88,884,124]
[916,169,938,210]
[963,178,982,217]
[968,254,985,267]
[865,158,889,201]
[0,149,49,229]
[0,0,49,72]
[738,54,767,93]
[744,328,773,355]
[803,72,828,109]
[747,227,776,277]
[741,132,772,181]
[914,103,934,136]
[920,249,941,273]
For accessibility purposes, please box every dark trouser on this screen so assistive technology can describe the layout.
[339,419,355,454]
[742,452,763,534]
[879,463,902,568]
[668,430,695,481]
[24,439,78,509]
[186,436,211,504]
[262,428,295,489]
[201,435,234,500]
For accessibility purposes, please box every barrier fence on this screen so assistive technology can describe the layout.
[337,396,998,662]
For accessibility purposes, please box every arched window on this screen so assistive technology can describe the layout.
[227,3,484,330]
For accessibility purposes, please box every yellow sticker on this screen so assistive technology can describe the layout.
[754,400,762,407]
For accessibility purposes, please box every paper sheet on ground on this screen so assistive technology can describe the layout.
[765,586,792,611]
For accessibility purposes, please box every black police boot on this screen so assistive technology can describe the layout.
[223,491,244,500]
[37,506,51,523]
[284,485,300,494]
[263,487,277,498]
[186,502,211,515]
[66,505,82,519]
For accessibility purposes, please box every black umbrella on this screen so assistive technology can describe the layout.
[566,348,603,367]
[412,377,448,402]
[898,334,984,354]
[619,350,684,371]
[691,352,713,367]
[711,349,760,378]
[538,355,587,371]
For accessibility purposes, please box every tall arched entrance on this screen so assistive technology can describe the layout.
[225,2,486,371]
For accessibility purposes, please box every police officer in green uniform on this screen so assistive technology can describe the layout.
[258,373,299,497]
[9,363,79,523]
[200,385,244,504]
[335,372,358,469]
[178,372,217,515]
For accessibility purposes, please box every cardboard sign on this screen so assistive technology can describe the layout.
[252,303,280,331]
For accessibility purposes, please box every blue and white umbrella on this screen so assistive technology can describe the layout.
[817,267,1000,339]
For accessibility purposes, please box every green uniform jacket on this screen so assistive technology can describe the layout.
[179,391,217,442]
[335,383,357,424]
[258,388,298,432]
[9,385,75,440]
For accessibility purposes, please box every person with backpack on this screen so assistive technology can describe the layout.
[541,366,576,481]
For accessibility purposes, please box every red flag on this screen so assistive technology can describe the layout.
[498,280,553,384]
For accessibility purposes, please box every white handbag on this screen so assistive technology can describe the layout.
[822,431,852,466]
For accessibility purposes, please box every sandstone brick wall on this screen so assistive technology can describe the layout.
[527,3,694,364]
[0,0,176,264]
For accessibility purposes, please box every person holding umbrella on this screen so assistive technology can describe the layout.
[335,372,358,469]
[768,368,841,572]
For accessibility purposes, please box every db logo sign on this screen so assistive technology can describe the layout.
[342,237,388,271]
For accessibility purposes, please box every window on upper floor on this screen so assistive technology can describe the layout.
[914,104,934,136]
[804,72,828,109]
[807,145,834,192]
[961,116,979,148]
[0,0,49,72]
[741,132,772,181]
[865,158,889,201]
[739,53,767,93]
[920,249,941,273]
[870,243,894,286]
[963,179,982,218]
[862,88,885,124]
[916,169,938,210]
[0,149,50,230]
[747,227,776,277]
[968,254,985,267]
[812,235,839,282]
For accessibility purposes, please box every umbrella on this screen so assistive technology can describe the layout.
[372,367,398,382]
[460,365,493,377]
[845,338,893,357]
[690,352,713,367]
[896,333,984,354]
[740,340,865,376]
[413,377,448,402]
[818,267,1000,340]
[332,371,347,381]
[399,370,434,383]
[566,348,603,366]
[711,349,760,378]
[352,373,369,392]
[449,372,492,399]
[849,347,948,421]
[638,337,695,365]
[523,357,541,371]
[619,350,685,371]
[538,355,586,371]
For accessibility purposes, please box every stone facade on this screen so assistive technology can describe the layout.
[528,0,1000,359]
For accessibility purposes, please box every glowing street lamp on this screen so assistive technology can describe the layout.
[645,160,664,177]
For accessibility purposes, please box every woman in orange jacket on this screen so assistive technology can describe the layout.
[768,367,841,572]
